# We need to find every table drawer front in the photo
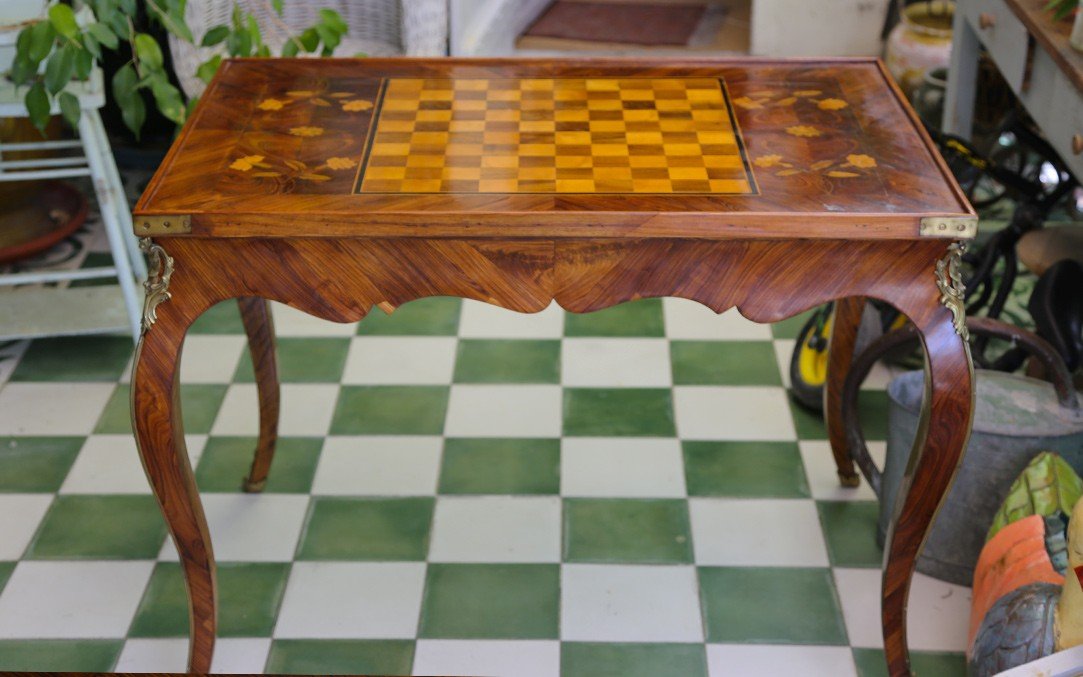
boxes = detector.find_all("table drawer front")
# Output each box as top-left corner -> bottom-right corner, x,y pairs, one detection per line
963,0 -> 1030,93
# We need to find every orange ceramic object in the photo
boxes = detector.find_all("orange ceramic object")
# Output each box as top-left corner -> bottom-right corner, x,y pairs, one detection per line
969,514 -> 1064,655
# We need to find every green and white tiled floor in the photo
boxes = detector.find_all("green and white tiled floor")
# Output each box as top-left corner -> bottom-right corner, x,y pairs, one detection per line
0,293 -> 973,675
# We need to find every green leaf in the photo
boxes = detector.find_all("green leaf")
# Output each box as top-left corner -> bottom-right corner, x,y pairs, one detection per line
48,3 -> 80,40
201,25 -> 229,46
195,54 -> 222,83
272,0 -> 284,14
73,43 -> 94,80
281,39 -> 299,57
121,91 -> 146,138
10,55 -> 38,86
58,91 -> 81,128
298,28 -> 319,52
227,26 -> 251,56
44,43 -> 76,95
25,82 -> 51,134
119,0 -> 137,15
318,9 -> 348,34
246,15 -> 261,50
112,62 -> 139,104
315,23 -> 340,51
134,33 -> 164,71
149,76 -> 185,124
987,452 -> 1083,541
82,31 -> 101,60
28,21 -> 57,63
88,22 -> 119,50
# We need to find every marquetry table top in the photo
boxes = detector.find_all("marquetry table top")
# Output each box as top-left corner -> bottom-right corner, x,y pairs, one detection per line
134,58 -> 975,240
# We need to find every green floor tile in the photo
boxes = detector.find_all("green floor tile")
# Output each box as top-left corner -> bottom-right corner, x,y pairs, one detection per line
296,497 -> 433,560
683,441 -> 809,498
266,639 -> 414,675
564,499 -> 692,564
0,437 -> 82,492
563,388 -> 675,437
95,383 -> 228,435
771,309 -> 817,340
356,297 -> 461,335
789,391 -> 891,442
454,339 -> 560,383
698,566 -> 848,645
818,501 -> 883,568
330,386 -> 449,435
0,562 -> 15,594
852,648 -> 966,677
439,438 -> 560,494
234,337 -> 350,383
196,437 -> 321,493
561,642 -> 708,677
420,563 -> 559,639
189,300 -> 245,334
11,336 -> 133,382
27,495 -> 166,559
0,640 -> 123,671
564,299 -> 664,337
670,341 -> 782,386
129,562 -> 290,637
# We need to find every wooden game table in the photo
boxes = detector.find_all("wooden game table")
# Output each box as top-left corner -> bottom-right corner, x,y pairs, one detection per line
131,57 -> 976,676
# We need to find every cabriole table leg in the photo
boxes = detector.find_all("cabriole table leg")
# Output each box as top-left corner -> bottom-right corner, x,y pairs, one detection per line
237,297 -> 280,493
826,296 -> 864,487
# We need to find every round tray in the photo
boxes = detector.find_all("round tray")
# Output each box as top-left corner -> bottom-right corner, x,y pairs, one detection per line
0,182 -> 89,265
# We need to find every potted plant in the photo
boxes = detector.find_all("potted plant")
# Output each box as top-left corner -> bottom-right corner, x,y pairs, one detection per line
6,0 -> 349,135
1046,0 -> 1083,50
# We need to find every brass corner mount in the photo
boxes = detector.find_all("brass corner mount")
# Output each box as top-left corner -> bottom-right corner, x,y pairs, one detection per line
136,214 -> 191,236
920,216 -> 977,239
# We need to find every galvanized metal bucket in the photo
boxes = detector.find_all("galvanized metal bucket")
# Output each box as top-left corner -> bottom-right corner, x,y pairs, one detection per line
845,318 -> 1083,586
881,369 -> 1083,584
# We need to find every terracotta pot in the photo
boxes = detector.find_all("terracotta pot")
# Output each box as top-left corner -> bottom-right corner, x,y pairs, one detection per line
885,1 -> 956,98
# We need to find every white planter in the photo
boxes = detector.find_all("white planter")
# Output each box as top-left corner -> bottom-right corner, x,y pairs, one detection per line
1,0 -> 46,76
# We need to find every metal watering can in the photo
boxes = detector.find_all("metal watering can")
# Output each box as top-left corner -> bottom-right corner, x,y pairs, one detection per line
844,317 -> 1083,585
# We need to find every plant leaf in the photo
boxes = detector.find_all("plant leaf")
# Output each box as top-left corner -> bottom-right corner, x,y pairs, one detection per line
134,33 -> 164,71
319,9 -> 348,34
298,28 -> 319,52
26,82 -> 51,133
201,25 -> 229,47
272,0 -> 284,15
82,31 -> 101,60
87,21 -> 118,50
195,54 -> 222,84
112,64 -> 146,137
73,43 -> 94,80
281,39 -> 299,57
58,91 -> 81,128
149,76 -> 186,124
28,21 -> 57,63
315,23 -> 340,51
48,3 -> 80,40
44,43 -> 77,95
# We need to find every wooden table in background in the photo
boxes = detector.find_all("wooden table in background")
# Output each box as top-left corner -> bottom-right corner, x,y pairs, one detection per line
131,57 -> 976,677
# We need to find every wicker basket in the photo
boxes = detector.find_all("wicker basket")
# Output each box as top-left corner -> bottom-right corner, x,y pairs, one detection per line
169,0 -> 448,99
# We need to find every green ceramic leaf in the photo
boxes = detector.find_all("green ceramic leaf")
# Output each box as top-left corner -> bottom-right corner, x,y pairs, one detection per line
987,452 -> 1083,542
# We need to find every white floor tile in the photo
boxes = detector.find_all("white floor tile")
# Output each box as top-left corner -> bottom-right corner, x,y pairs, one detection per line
800,441 -> 884,502
115,638 -> 187,672
312,436 -> 442,495
0,383 -> 114,435
60,435 -> 151,494
689,498 -> 828,567
274,562 -> 425,638
673,386 -> 796,440
706,644 -> 857,677
179,335 -> 247,384
561,564 -> 703,642
0,495 -> 54,559
413,640 -> 560,677
342,337 -> 457,384
773,339 -> 796,390
429,496 -> 561,563
273,302 -> 358,336
212,384 -> 338,436
0,561 -> 153,637
833,568 -> 972,651
664,300 -> 771,340
159,494 -> 308,562
561,438 -> 685,497
213,638 -> 274,674
561,338 -> 671,387
445,385 -> 561,438
459,300 -> 564,338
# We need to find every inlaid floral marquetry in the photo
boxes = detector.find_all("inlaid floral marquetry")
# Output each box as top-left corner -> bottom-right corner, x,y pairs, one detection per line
356,77 -> 756,195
